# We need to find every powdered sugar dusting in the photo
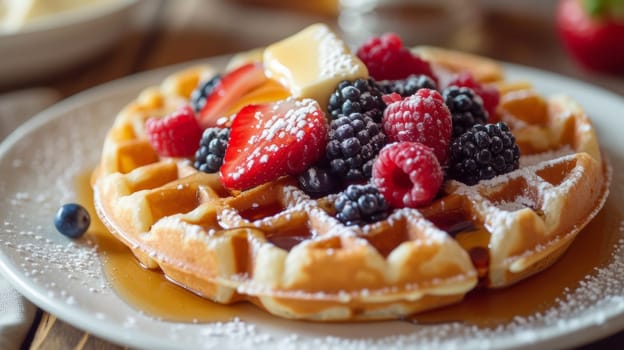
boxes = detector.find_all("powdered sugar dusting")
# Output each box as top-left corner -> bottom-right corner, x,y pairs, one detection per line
520,145 -> 575,167
315,25 -> 364,78
495,195 -> 536,212
0,223 -> 104,295
229,98 -> 322,179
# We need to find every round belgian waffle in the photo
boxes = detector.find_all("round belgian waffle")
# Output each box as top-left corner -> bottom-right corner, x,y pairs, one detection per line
92,45 -> 610,321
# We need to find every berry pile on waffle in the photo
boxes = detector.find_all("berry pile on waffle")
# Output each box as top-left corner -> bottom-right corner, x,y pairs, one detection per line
93,24 -> 610,320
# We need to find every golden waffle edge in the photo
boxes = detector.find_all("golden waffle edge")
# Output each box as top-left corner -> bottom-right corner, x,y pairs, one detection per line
92,43 -> 610,321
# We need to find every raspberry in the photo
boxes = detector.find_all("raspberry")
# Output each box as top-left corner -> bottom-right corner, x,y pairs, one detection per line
335,184 -> 389,225
443,86 -> 489,138
372,142 -> 443,208
326,112 -> 387,182
448,123 -> 520,185
356,33 -> 437,83
194,127 -> 230,173
447,72 -> 500,120
145,105 -> 203,158
382,89 -> 452,164
327,79 -> 386,122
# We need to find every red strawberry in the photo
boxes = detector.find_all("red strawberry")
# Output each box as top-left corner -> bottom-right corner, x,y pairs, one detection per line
356,33 -> 438,83
220,98 -> 328,190
556,0 -> 624,73
382,89 -> 452,164
198,62 -> 267,128
145,105 -> 203,157
447,72 -> 500,121
372,141 -> 443,208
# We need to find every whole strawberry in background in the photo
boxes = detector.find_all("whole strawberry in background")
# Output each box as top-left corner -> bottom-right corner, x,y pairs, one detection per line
557,0 -> 624,74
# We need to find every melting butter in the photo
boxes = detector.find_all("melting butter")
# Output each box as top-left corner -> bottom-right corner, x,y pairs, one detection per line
263,23 -> 369,111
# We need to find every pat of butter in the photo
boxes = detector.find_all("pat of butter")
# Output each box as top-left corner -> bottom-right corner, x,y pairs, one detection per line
263,23 -> 368,111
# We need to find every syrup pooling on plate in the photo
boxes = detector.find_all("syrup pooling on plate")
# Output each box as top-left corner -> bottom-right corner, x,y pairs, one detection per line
79,167 -> 620,326
91,23 -> 610,321
77,170 -> 259,322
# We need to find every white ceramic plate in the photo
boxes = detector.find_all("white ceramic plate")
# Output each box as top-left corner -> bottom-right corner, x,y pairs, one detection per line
0,0 -> 140,86
0,60 -> 623,350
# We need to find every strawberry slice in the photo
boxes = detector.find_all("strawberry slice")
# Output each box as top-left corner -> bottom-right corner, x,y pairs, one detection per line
220,98 -> 328,190
198,62 -> 267,128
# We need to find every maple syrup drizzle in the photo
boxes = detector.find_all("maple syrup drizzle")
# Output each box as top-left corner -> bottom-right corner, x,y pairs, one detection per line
267,230 -> 312,251
238,200 -> 312,251
426,210 -> 478,237
77,170 -> 620,326
426,210 -> 491,277
239,201 -> 285,222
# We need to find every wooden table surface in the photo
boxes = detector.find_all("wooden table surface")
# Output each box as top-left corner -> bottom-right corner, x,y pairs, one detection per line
2,0 -> 623,349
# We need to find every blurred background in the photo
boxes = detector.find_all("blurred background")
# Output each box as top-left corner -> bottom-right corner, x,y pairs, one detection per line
1,0 -> 623,97
1,0 -> 623,348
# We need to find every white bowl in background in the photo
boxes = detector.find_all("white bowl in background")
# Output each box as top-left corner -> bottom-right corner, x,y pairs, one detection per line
0,0 -> 140,86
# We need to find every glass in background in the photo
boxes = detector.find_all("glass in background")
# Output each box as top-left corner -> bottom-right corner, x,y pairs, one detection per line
338,0 -> 483,49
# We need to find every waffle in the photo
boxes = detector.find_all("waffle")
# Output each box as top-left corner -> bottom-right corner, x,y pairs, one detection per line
92,46 -> 609,321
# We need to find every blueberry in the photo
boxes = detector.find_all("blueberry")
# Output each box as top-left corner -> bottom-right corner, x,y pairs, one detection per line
54,203 -> 90,238
297,167 -> 337,198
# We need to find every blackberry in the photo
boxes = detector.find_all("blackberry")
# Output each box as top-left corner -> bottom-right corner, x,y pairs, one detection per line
377,74 -> 437,97
335,184 -> 389,225
194,127 -> 230,173
327,78 -> 386,122
298,167 -> 338,198
443,86 -> 489,138
190,75 -> 221,113
448,123 -> 520,185
326,113 -> 387,182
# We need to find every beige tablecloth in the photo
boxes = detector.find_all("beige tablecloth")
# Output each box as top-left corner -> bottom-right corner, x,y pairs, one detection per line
0,88 -> 59,349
